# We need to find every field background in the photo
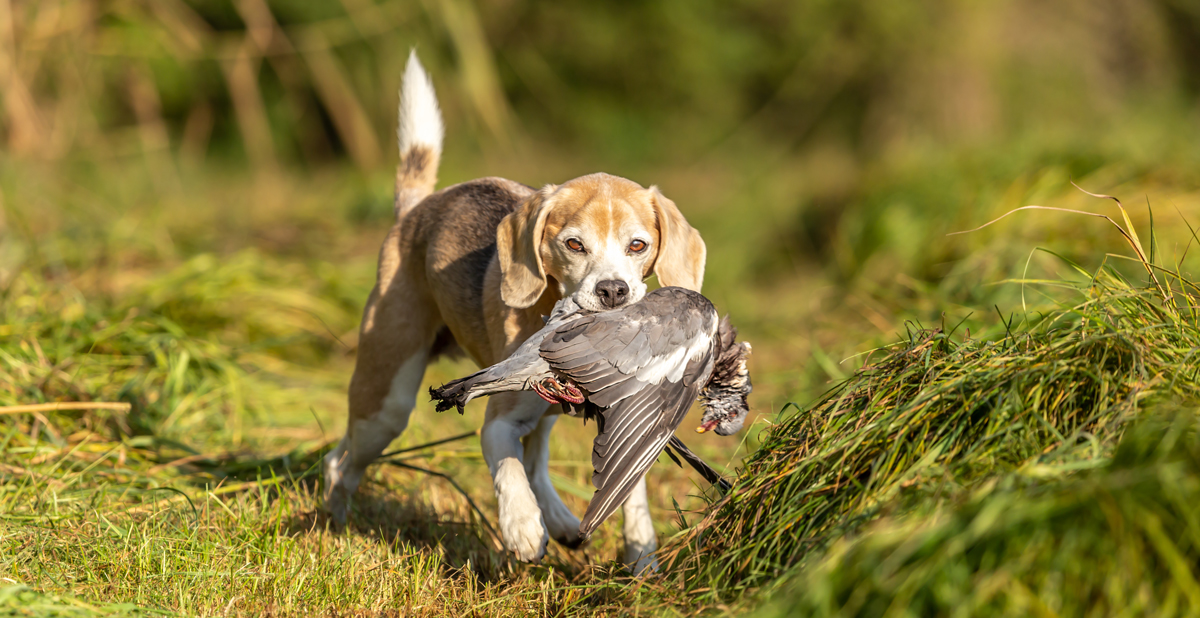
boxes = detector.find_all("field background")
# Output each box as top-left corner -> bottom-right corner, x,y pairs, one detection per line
3,0 -> 1200,615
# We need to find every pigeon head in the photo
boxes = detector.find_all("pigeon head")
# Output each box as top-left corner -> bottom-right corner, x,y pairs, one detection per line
697,316 -> 752,436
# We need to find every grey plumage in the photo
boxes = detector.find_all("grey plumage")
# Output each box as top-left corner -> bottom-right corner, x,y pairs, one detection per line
430,286 -> 751,541
429,295 -> 583,414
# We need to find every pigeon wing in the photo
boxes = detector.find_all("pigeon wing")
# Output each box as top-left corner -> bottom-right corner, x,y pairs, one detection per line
539,287 -> 716,407
576,350 -> 713,540
535,287 -> 720,540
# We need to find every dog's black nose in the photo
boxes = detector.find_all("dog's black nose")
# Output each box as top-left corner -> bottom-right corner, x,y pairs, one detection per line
594,280 -> 630,308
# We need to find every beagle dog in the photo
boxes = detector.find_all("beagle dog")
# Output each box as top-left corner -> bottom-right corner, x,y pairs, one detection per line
322,52 -> 706,573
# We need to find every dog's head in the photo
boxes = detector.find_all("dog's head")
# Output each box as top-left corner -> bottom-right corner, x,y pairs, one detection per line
497,173 -> 706,312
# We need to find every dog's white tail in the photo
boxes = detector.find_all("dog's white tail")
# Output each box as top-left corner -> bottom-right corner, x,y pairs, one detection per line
395,50 -> 444,219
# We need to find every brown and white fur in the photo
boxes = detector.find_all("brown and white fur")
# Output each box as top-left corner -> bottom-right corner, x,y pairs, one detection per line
322,52 -> 706,574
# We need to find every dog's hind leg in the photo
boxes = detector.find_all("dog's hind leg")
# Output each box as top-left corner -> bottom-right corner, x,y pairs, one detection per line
523,414 -> 583,548
324,350 -> 428,527
324,244 -> 438,527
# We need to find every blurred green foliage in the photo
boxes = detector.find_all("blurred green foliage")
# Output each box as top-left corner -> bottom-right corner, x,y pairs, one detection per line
6,0 -> 1200,289
2,0 -> 1195,166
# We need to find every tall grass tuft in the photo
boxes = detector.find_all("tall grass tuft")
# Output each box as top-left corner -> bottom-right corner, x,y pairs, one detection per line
760,406 -> 1200,616
661,199 -> 1200,603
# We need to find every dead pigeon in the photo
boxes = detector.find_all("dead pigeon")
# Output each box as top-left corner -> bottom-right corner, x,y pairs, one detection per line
429,286 -> 751,541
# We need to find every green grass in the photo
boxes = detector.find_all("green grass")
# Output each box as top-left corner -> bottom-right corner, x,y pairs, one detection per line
759,406 -> 1200,617
0,584 -> 157,617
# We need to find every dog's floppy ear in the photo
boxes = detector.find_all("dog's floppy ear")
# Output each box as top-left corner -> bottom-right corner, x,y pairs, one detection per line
648,186 -> 707,292
497,184 -> 558,308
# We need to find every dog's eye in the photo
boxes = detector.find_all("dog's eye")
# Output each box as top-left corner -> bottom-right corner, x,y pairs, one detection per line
628,239 -> 648,253
565,238 -> 585,253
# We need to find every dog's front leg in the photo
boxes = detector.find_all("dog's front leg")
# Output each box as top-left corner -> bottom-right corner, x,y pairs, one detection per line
623,475 -> 658,574
481,390 -> 551,562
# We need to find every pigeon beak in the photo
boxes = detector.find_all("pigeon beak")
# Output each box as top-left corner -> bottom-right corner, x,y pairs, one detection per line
696,419 -> 719,434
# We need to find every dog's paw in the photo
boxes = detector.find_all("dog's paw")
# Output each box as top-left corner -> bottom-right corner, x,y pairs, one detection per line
322,446 -> 351,529
324,491 -> 349,530
625,541 -> 660,576
499,506 -> 549,564
542,500 -> 584,549
628,554 -> 657,578
495,460 -> 549,562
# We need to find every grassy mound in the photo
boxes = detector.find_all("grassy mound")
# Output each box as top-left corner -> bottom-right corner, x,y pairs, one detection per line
760,406 -> 1200,617
662,247 -> 1200,602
